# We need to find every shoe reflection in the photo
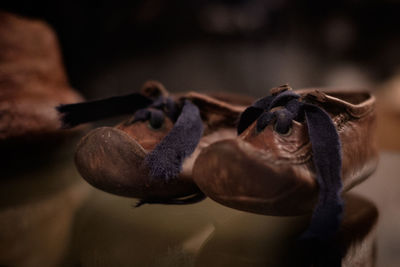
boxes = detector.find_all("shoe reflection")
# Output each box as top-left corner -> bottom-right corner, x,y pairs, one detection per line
196,194 -> 378,267
0,159 -> 89,267
62,190 -> 377,267
0,154 -> 378,267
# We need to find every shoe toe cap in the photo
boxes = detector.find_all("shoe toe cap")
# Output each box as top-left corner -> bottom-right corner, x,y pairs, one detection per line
193,139 -> 318,216
75,127 -> 198,199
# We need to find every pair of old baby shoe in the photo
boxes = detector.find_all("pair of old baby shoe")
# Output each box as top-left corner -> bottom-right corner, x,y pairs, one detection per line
0,9 -> 376,265
58,80 -> 378,243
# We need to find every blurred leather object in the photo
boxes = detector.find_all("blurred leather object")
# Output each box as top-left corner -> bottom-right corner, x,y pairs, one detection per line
0,11 -> 84,171
0,11 -> 82,142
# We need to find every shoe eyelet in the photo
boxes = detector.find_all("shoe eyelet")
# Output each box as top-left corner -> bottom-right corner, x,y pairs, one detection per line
147,120 -> 164,131
273,121 -> 293,137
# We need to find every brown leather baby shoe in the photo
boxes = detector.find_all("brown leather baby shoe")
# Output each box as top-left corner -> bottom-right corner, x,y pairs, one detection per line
193,85 -> 378,240
58,81 -> 251,204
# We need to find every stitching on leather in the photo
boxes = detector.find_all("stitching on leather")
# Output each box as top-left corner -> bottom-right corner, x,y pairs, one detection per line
333,113 -> 349,132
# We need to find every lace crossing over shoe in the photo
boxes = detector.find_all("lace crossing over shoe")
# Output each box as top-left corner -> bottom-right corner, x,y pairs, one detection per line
58,81 -> 251,205
193,85 -> 378,241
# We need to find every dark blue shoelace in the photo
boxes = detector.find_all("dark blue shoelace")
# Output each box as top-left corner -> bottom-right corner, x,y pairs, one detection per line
57,92 -> 153,128
238,88 -> 344,265
57,93 -> 204,182
134,99 -> 204,180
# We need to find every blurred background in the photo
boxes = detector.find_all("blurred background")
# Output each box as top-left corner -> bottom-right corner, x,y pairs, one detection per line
3,0 -> 400,98
3,0 -> 400,149
1,1 -> 400,266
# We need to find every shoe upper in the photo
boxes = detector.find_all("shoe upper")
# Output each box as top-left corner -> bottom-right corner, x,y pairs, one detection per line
241,88 -> 378,192
69,81 -> 251,201
193,86 -> 378,216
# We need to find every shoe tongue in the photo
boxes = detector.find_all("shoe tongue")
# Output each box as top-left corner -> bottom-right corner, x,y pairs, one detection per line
185,92 -> 246,128
302,90 -> 329,103
270,84 -> 292,96
141,80 -> 169,99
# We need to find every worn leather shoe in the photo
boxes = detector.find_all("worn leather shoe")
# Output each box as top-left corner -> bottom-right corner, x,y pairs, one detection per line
59,81 -> 251,204
193,85 -> 378,240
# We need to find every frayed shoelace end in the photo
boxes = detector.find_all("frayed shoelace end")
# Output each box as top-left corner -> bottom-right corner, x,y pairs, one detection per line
56,104 -> 77,129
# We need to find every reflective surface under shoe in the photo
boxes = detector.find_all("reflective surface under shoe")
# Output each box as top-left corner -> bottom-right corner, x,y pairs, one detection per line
2,149 -> 399,267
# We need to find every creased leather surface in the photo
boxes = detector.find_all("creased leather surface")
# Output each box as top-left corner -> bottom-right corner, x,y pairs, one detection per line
193,89 -> 379,215
75,85 -> 252,199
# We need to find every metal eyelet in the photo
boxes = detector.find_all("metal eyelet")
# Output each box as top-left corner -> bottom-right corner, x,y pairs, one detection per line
273,121 -> 293,137
147,120 -> 164,131
147,121 -> 164,131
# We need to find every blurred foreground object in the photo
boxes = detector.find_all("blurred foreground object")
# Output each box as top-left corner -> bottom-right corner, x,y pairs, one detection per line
0,11 -> 90,267
0,11 -> 84,169
0,11 -> 82,142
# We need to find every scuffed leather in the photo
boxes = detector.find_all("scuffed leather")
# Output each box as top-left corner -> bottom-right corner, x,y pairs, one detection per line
193,89 -> 378,216
75,82 -> 252,199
